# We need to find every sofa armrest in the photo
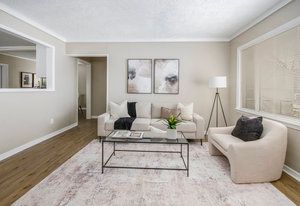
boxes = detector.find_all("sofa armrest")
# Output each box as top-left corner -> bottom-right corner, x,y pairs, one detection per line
97,113 -> 110,137
193,113 -> 205,139
227,134 -> 287,183
208,126 -> 235,137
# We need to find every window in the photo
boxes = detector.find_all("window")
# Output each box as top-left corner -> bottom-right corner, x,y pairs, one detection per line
0,26 -> 54,91
237,17 -> 300,126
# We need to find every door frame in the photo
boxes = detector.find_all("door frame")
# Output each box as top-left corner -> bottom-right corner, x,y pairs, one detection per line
71,54 -> 109,121
77,59 -> 92,119
0,63 -> 9,88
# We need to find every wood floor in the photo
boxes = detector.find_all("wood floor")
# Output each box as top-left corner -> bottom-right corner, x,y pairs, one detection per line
0,118 -> 299,206
0,118 -> 96,206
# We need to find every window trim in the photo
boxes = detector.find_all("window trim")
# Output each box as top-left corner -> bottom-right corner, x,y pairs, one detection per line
236,16 -> 300,129
0,24 -> 55,92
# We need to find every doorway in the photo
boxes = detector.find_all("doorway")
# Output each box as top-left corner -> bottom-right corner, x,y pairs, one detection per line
75,56 -> 108,122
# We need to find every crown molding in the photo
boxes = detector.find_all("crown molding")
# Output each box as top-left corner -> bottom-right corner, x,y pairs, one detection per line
66,38 -> 230,43
0,3 -> 66,42
229,0 -> 292,41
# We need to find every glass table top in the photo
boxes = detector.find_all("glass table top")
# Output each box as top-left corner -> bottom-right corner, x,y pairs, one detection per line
103,130 -> 188,144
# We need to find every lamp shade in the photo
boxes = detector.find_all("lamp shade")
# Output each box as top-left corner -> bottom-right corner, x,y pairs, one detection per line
209,76 -> 227,88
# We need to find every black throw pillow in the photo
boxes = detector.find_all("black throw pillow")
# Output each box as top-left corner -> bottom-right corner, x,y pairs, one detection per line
127,102 -> 137,118
231,116 -> 263,141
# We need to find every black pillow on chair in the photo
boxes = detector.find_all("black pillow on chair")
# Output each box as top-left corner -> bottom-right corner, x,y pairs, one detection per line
231,116 -> 263,141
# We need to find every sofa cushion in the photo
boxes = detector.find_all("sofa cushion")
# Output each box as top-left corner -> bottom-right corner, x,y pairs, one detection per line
150,119 -> 196,132
106,118 -> 151,131
136,102 -> 151,118
150,119 -> 168,130
131,118 -> 151,131
210,134 -> 244,151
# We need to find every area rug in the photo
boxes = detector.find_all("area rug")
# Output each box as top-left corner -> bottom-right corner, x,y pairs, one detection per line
13,140 -> 295,206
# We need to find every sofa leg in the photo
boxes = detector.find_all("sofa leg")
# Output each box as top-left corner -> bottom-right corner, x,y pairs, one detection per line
200,139 -> 203,146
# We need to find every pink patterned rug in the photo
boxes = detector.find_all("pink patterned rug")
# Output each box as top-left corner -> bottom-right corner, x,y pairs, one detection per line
13,140 -> 295,206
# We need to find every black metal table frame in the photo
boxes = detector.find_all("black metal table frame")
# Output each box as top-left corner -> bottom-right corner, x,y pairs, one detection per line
101,137 -> 189,177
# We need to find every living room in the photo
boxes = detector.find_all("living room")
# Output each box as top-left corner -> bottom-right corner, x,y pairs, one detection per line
0,0 -> 299,205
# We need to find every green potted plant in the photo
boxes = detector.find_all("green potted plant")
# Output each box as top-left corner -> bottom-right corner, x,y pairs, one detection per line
162,114 -> 182,139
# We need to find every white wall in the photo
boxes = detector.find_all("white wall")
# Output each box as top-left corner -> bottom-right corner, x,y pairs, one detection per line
229,0 -> 300,172
66,42 -> 230,127
91,57 -> 107,116
0,10 -> 77,154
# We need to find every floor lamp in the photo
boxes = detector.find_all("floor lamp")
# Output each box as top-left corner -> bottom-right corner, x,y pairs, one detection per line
205,76 -> 228,136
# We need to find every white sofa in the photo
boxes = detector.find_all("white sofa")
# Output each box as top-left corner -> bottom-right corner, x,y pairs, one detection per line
208,118 -> 287,183
98,102 -> 205,142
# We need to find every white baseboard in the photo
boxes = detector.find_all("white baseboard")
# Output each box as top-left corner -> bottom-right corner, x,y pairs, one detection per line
0,122 -> 78,162
91,116 -> 98,119
283,164 -> 300,182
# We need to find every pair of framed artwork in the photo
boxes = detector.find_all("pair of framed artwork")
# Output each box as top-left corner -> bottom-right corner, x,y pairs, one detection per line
127,59 -> 179,94
21,72 -> 46,88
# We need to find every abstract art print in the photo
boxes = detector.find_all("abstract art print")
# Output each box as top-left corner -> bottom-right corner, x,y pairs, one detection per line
127,59 -> 152,93
154,59 -> 179,94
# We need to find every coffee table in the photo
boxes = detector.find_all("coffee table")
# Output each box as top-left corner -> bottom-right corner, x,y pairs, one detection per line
100,131 -> 189,176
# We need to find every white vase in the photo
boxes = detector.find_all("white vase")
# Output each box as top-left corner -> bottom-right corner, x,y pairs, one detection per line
166,129 -> 177,139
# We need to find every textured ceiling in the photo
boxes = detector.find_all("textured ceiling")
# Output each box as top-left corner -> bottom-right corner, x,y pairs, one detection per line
0,0 -> 288,42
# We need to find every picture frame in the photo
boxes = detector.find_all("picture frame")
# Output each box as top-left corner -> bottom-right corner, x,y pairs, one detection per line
127,59 -> 152,94
33,73 -> 39,88
154,59 -> 179,94
41,77 -> 47,89
20,72 -> 33,88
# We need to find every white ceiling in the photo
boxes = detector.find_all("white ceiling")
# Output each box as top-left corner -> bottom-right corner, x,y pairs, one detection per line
0,0 -> 291,42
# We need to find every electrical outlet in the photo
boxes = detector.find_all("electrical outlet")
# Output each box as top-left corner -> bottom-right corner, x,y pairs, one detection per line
50,118 -> 54,124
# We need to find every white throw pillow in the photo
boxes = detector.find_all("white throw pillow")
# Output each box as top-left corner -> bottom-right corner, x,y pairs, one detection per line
177,103 -> 193,121
136,102 -> 151,118
109,100 -> 129,119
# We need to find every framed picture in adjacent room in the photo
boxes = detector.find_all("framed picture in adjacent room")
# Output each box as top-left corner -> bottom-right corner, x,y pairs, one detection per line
20,72 -> 33,88
41,77 -> 47,89
33,73 -> 40,88
127,59 -> 152,94
154,59 -> 179,94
